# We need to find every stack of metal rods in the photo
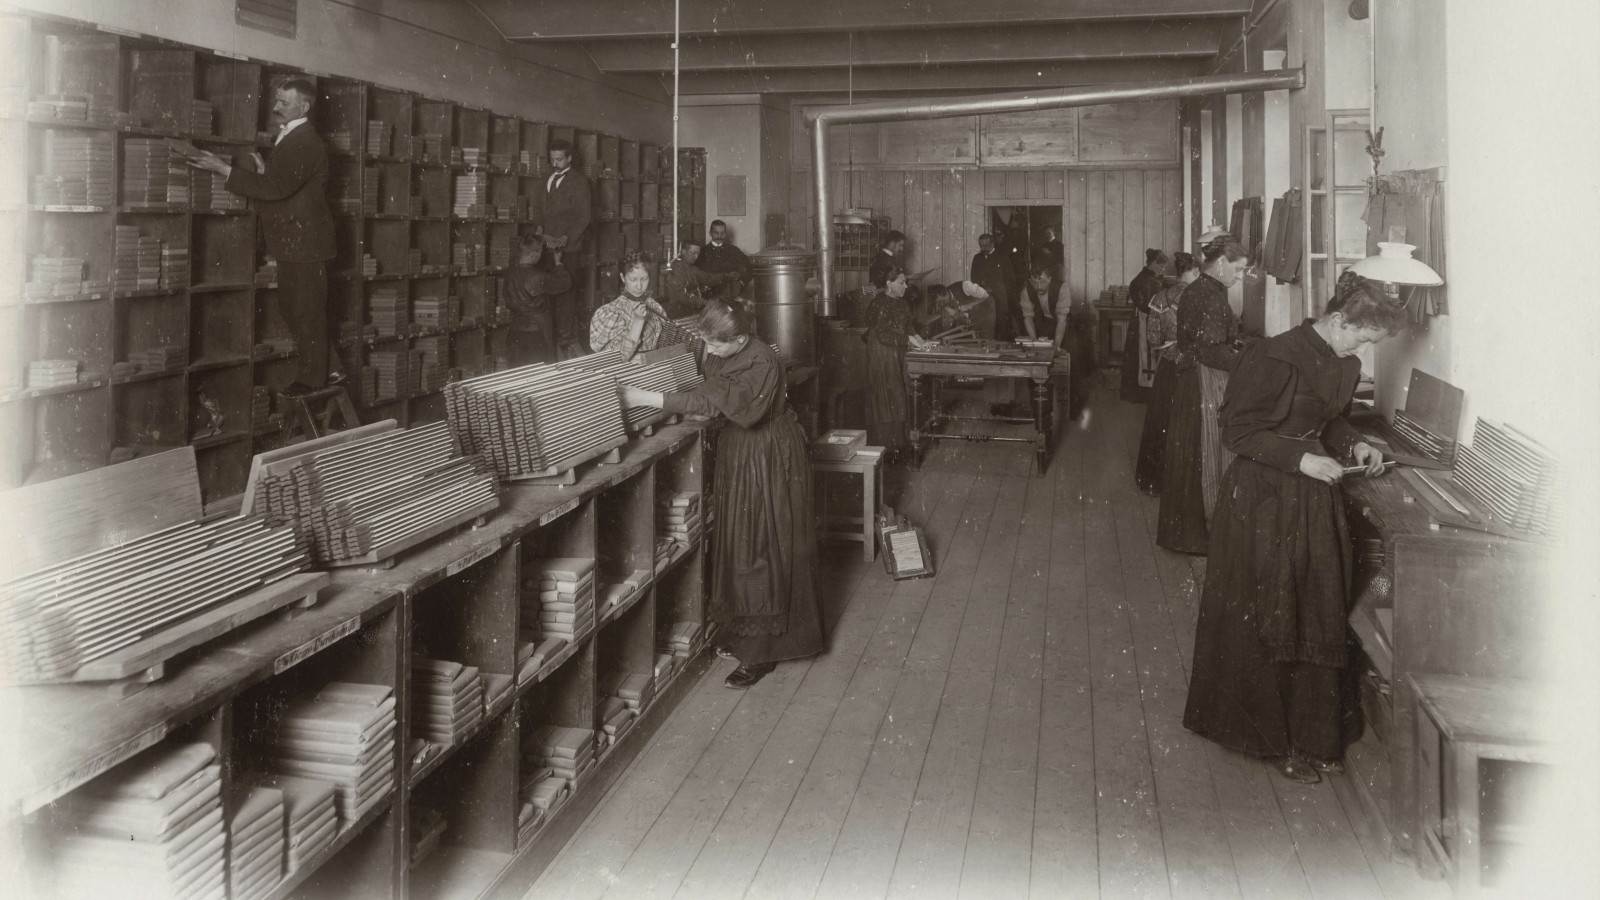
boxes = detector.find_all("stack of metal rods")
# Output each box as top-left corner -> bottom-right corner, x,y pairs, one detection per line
253,422 -> 499,564
0,516 -> 308,681
558,347 -> 703,431
1453,418 -> 1564,536
444,363 -> 628,479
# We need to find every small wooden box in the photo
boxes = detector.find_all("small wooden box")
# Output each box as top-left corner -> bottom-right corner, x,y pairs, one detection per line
812,428 -> 866,461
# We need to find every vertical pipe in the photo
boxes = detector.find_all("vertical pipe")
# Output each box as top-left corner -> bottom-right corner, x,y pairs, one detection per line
671,0 -> 680,259
812,118 -> 834,316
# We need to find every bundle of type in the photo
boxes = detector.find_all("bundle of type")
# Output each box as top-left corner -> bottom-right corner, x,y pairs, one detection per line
257,682 -> 396,829
250,421 -> 499,565
409,805 -> 447,869
525,724 -> 596,791
443,363 -> 628,480
1392,408 -> 1457,466
559,347 -> 702,432
597,569 -> 651,619
520,558 -> 596,650
517,764 -> 570,844
597,671 -> 654,751
1452,418 -> 1565,536
225,786 -> 284,900
654,491 -> 702,571
0,514 -> 309,682
410,657 -> 484,745
656,620 -> 707,685
47,742 -> 226,900
248,774 -> 337,874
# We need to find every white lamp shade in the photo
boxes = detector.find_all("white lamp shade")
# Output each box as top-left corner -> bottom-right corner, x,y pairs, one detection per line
1349,242 -> 1443,286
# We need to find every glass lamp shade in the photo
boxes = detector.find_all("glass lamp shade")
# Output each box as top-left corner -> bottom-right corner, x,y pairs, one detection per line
1349,242 -> 1443,286
1198,225 -> 1232,244
832,208 -> 871,226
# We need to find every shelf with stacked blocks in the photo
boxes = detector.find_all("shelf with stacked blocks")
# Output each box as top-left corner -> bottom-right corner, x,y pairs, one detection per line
2,8 -> 683,505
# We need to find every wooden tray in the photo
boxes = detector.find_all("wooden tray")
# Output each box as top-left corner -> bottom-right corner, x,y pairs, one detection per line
507,435 -> 628,486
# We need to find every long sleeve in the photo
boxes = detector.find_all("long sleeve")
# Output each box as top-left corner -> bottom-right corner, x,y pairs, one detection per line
1322,406 -> 1366,459
1180,280 -> 1245,372
969,254 -> 980,283
1220,350 -> 1314,474
661,347 -> 781,428
864,297 -> 910,349
589,297 -> 664,357
224,140 -> 320,203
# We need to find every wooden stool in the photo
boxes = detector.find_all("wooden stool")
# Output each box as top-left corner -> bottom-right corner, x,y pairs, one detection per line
811,448 -> 883,562
1409,674 -> 1555,896
285,385 -> 360,441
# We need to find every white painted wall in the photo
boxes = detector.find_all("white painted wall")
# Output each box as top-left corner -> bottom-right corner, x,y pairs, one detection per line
678,98 -> 764,252
11,0 -> 671,139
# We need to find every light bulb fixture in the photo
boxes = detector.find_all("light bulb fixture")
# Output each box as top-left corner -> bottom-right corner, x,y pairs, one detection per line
1349,242 -> 1443,286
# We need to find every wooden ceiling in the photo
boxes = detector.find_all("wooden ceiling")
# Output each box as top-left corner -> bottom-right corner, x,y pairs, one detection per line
469,0 -> 1253,97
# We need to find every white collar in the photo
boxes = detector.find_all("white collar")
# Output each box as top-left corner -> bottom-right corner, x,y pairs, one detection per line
709,241 -> 724,248
275,117 -> 308,144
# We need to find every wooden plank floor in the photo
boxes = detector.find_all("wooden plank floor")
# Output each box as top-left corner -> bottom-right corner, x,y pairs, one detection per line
526,382 -> 1450,900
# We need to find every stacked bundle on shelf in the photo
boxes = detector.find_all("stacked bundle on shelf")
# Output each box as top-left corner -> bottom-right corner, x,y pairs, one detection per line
452,172 -> 487,218
225,786 -> 284,900
365,120 -> 392,157
1392,409 -> 1457,466
250,775 -> 337,873
457,146 -> 485,167
451,240 -> 485,272
489,151 -> 513,172
357,366 -> 380,405
1453,418 -> 1565,536
526,724 -> 596,789
420,133 -> 444,164
517,763 -> 570,844
443,363 -> 628,479
248,421 -> 499,564
655,491 -> 702,570
260,682 -> 396,828
329,170 -> 361,216
411,657 -> 485,745
415,335 -> 448,393
369,350 -> 404,400
161,244 -> 190,290
25,255 -> 90,300
250,386 -> 272,426
27,93 -> 87,121
413,293 -> 452,329
114,226 -> 162,292
325,130 -> 354,153
163,154 -> 190,206
0,513 -> 308,681
597,696 -> 635,750
369,286 -> 404,337
254,258 -> 278,287
360,253 -> 378,277
361,166 -> 380,216
659,620 -> 705,668
35,131 -> 113,206
520,557 -> 595,646
48,742 -> 225,900
405,248 -> 422,274
129,345 -> 186,373
188,99 -> 213,135
488,227 -> 512,268
409,805 -> 447,869
596,569 -> 650,619
208,171 -> 246,210
187,165 -> 213,211
407,348 -> 424,396
611,671 -> 655,714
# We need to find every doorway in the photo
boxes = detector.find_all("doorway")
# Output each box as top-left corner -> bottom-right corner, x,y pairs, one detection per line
985,205 -> 1065,285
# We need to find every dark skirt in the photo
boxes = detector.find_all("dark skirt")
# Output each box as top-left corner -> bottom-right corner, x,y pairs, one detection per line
1181,456 -> 1363,760
864,339 -> 908,449
1135,356 -> 1177,494
1120,311 -> 1148,403
1064,308 -> 1097,419
1156,365 -> 1208,553
710,410 -> 825,666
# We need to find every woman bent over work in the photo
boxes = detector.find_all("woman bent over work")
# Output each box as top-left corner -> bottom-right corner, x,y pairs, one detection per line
1182,272 -> 1406,783
621,301 -> 823,689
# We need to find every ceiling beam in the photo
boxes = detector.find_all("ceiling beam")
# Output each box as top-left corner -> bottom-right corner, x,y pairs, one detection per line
584,22 -> 1223,73
471,0 -> 1254,41
667,58 -> 1206,95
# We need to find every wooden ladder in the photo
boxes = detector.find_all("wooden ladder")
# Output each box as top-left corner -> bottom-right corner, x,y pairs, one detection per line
285,385 -> 361,441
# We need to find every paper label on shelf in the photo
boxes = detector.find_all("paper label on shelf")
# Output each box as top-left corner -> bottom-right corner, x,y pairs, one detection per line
28,721 -> 169,813
539,497 -> 580,526
274,616 -> 361,674
446,541 -> 497,577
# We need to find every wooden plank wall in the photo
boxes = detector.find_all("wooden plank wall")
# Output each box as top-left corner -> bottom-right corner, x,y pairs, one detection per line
790,166 -> 1183,303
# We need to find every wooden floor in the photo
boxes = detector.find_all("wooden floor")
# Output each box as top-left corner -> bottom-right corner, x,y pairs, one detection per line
525,383 -> 1449,899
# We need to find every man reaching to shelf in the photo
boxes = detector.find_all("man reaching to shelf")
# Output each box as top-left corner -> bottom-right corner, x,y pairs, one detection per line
190,79 -> 339,397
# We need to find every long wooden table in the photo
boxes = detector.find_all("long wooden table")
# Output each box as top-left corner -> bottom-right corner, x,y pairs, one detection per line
904,345 -> 1066,475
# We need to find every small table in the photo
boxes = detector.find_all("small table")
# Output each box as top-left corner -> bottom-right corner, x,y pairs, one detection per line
904,345 -> 1064,475
1409,674 -> 1556,896
812,449 -> 883,562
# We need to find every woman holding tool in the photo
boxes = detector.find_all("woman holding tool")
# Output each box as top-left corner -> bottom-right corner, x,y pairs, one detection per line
621,301 -> 822,689
862,265 -> 935,458
1182,271 -> 1406,783
589,253 -> 668,359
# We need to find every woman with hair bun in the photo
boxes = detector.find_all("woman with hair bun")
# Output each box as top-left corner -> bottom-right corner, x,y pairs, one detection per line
1182,271 -> 1407,783
862,264 -> 934,459
589,252 -> 667,359
1157,236 -> 1254,553
1134,251 -> 1198,493
620,300 -> 823,689
1122,247 -> 1170,402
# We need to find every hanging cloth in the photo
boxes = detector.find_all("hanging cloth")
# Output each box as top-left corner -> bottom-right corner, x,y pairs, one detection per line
1364,170 -> 1448,320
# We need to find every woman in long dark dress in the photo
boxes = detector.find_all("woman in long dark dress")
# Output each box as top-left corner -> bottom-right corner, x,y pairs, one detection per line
620,301 -> 823,688
1121,248 -> 1170,402
1182,272 -> 1406,782
1134,251 -> 1198,494
1156,237 -> 1253,554
862,265 -> 934,456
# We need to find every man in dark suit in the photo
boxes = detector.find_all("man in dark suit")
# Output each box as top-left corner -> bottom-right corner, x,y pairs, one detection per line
869,229 -> 906,287
698,219 -> 751,301
192,79 -> 337,396
969,232 -> 1013,341
533,138 -> 592,358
